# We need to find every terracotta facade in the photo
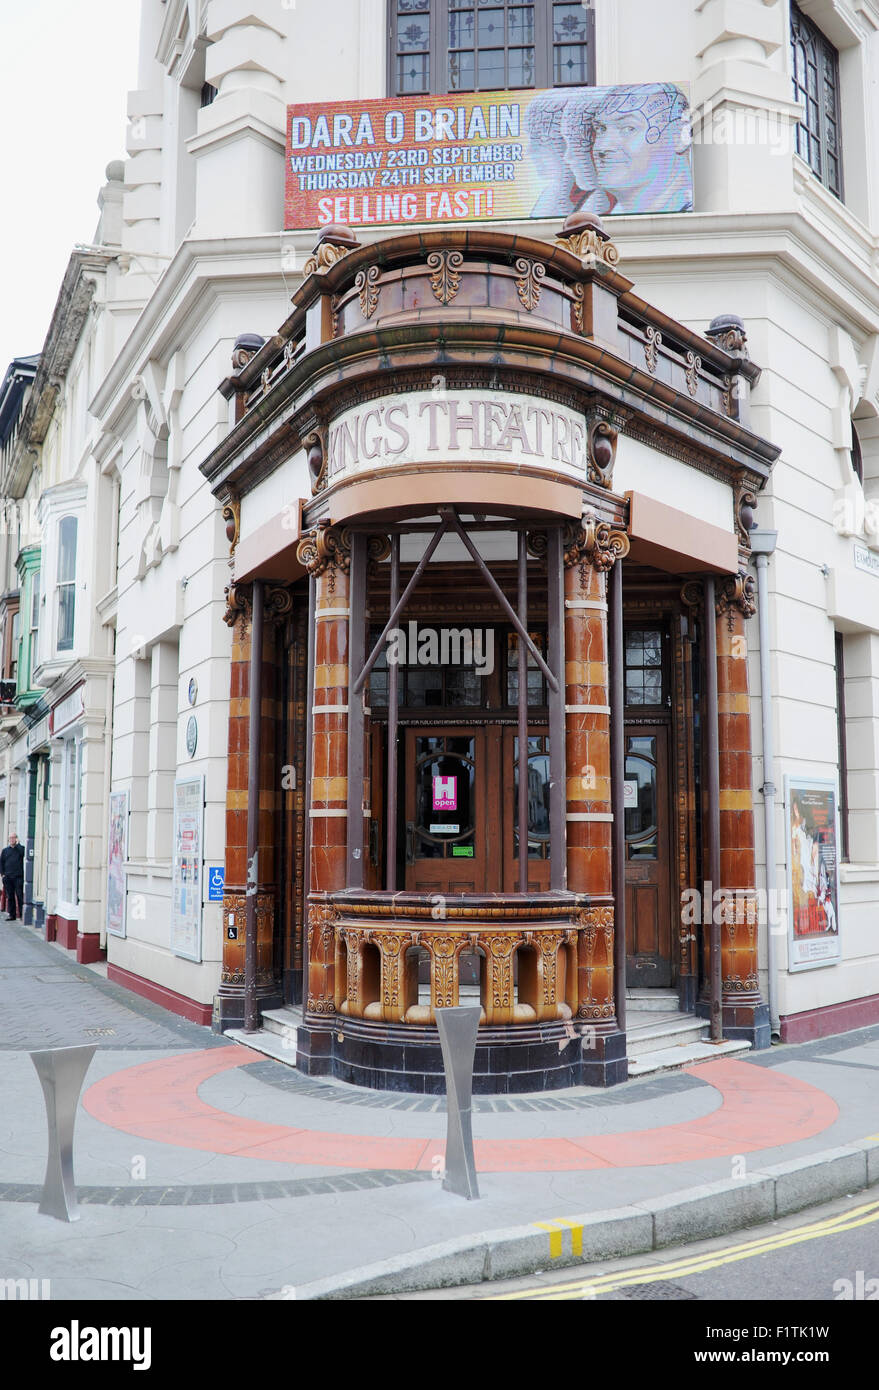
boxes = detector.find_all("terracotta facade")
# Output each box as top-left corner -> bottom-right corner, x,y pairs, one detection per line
203,215 -> 779,1091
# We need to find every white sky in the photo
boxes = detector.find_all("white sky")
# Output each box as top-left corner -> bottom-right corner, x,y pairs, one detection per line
0,0 -> 141,373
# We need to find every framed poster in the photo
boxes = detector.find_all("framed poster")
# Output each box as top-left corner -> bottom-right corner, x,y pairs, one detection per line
171,775 -> 204,962
106,789 -> 129,938
785,776 -> 841,972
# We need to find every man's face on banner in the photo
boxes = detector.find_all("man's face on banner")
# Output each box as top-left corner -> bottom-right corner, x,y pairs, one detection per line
591,109 -> 659,191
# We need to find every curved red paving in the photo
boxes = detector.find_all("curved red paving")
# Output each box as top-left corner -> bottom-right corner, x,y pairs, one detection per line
82,1045 -> 838,1173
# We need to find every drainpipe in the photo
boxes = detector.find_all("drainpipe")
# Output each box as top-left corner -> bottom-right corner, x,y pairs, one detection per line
750,529 -> 780,1038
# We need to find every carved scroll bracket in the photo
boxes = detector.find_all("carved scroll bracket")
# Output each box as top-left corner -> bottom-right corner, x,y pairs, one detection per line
565,512 -> 630,571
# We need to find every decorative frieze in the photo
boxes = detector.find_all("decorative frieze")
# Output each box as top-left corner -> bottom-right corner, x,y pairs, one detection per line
427,249 -> 463,305
514,257 -> 546,312
355,264 -> 381,319
644,324 -> 662,374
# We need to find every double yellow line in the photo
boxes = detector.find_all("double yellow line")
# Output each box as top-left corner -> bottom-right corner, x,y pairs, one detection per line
488,1193 -> 879,1300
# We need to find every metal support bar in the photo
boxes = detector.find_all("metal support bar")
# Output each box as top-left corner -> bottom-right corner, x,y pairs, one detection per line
244,579 -> 263,1034
609,558 -> 626,1033
347,533 -> 368,888
752,534 -> 780,1035
386,534 -> 400,891
704,576 -> 723,1044
353,517 -> 450,694
444,509 -> 559,692
517,532 -> 529,895
547,526 -> 567,892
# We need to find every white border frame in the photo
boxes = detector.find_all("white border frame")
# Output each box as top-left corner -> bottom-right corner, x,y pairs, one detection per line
171,774 -> 205,962
785,774 -> 842,973
106,788 -> 129,938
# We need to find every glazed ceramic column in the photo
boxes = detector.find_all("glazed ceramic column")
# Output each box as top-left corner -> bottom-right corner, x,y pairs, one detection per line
563,515 -> 629,1026
715,572 -> 770,1047
215,581 -> 286,1028
296,524 -> 352,1015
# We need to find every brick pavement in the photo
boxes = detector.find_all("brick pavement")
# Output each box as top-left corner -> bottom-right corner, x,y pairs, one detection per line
0,918 -> 218,1051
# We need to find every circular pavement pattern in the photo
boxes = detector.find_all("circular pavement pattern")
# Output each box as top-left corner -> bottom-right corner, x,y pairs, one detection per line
82,1046 -> 839,1174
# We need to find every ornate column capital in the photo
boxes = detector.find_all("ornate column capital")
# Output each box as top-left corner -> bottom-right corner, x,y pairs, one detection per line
265,584 -> 294,626
296,521 -> 352,576
302,224 -> 360,279
716,571 -> 756,621
223,581 -> 252,628
564,513 -> 630,570
555,210 -> 621,269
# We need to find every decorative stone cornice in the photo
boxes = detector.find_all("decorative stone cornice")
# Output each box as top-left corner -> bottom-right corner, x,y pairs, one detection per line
564,513 -> 630,570
295,522 -> 351,576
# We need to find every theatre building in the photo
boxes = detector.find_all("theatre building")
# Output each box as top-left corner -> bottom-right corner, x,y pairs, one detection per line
201,214 -> 779,1089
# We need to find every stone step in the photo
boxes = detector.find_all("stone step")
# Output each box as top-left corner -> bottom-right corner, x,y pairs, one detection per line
626,1014 -> 707,1050
261,1005 -> 303,1039
625,989 -> 680,1013
224,1026 -> 298,1067
626,1037 -> 752,1078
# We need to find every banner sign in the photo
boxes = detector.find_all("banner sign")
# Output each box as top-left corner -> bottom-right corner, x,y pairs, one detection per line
286,82 -> 692,230
171,776 -> 204,962
106,789 -> 129,939
785,776 -> 841,971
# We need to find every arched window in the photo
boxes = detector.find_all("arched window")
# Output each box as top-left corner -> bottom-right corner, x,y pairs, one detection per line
57,515 -> 77,652
851,423 -> 864,486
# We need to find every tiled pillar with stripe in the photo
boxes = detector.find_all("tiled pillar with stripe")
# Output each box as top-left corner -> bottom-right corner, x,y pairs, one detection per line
715,572 -> 767,1040
296,524 -> 351,1015
215,582 -> 285,1026
563,515 -> 629,1024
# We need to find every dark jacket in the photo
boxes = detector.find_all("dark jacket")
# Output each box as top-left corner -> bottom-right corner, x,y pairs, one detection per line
0,843 -> 24,879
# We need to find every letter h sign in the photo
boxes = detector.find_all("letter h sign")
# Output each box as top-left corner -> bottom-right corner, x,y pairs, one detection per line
433,775 -> 457,810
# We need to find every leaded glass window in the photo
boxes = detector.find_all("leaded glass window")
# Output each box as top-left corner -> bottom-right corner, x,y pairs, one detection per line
390,0 -> 594,97
790,2 -> 842,199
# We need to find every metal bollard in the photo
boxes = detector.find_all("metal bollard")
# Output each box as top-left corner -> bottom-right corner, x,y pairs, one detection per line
29,1044 -> 97,1221
434,1005 -> 480,1201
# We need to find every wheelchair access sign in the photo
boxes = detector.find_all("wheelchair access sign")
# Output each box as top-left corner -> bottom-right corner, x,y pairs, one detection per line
208,867 -> 225,902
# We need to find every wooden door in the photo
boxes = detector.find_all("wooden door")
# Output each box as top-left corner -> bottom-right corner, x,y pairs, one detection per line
502,727 -> 551,893
624,725 -> 673,986
404,728 -> 495,894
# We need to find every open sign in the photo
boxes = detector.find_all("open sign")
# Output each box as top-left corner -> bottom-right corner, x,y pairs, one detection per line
432,775 -> 457,810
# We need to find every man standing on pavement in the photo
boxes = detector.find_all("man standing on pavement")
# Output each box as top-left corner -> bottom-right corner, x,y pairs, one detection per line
1,833 -> 25,921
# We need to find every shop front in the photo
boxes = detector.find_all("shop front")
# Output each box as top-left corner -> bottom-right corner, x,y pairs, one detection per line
201,213 -> 779,1091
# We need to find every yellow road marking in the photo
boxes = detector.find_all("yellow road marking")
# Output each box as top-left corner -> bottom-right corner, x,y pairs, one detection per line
508,1195 -> 879,1301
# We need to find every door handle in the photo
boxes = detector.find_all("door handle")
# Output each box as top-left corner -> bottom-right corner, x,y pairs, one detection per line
405,821 -> 416,865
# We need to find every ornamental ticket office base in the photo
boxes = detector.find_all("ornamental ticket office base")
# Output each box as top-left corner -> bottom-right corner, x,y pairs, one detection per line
201,214 -> 778,1092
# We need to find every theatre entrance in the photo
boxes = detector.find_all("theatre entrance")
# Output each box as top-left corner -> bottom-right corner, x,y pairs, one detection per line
400,725 -> 552,897
623,622 -> 677,989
